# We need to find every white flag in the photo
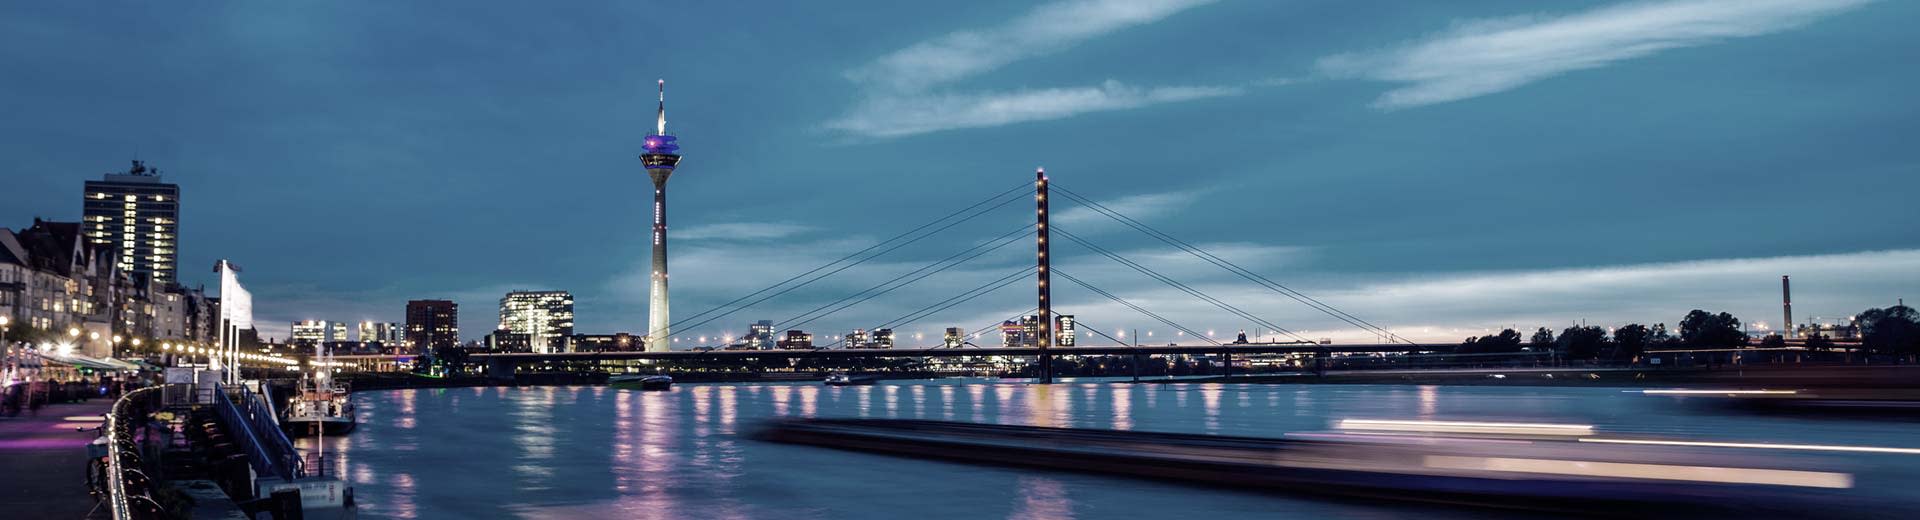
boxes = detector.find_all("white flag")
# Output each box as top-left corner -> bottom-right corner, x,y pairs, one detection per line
219,262 -> 253,330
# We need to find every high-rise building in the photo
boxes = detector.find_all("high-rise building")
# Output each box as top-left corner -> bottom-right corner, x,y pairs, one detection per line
745,320 -> 775,350
497,290 -> 574,353
358,321 -> 401,344
483,330 -> 532,352
944,327 -> 965,348
1001,318 -> 1034,348
1055,315 -> 1075,347
844,329 -> 870,349
572,332 -> 641,352
1002,314 -> 1075,348
82,160 -> 180,285
777,330 -> 813,350
871,328 -> 896,349
405,299 -> 458,353
291,319 -> 350,345
641,79 -> 684,352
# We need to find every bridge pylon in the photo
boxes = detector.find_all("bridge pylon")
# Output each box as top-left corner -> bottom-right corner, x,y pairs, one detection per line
1037,168 -> 1053,384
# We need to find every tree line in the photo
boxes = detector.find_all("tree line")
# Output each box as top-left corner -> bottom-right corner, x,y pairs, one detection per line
1458,305 -> 1920,361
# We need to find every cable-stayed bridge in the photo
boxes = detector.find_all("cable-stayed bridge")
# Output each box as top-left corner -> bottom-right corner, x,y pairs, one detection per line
480,170 -> 1416,383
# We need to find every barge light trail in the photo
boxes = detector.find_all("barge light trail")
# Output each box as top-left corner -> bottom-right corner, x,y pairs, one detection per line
1422,456 -> 1853,489
1579,438 -> 1920,455
1336,419 -> 1594,436
1639,389 -> 1800,395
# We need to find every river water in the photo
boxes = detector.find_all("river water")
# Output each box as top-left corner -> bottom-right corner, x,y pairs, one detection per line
294,379 -> 1920,519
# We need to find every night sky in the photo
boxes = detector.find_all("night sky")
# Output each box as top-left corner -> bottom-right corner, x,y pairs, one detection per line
3,0 -> 1915,345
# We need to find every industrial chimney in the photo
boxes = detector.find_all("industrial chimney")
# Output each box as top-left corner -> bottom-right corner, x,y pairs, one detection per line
1782,275 -> 1793,339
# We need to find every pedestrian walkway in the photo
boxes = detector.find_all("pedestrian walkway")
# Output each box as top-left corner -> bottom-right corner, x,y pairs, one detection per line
0,400 -> 115,519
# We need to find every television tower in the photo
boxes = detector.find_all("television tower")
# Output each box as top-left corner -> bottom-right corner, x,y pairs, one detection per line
641,79 -> 682,352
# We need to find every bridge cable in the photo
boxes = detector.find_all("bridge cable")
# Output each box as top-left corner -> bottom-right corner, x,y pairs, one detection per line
1053,184 -> 1406,343
1062,318 -> 1130,348
1051,184 -> 1411,344
775,223 -> 1033,334
959,308 -> 1037,348
1054,227 -> 1312,343
661,182 -> 1033,340
1054,268 -> 1220,346
871,266 -> 1037,339
812,264 -> 1036,349
653,180 -> 1031,338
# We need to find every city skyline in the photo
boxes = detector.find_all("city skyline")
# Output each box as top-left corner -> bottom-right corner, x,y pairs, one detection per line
3,1 -> 1918,345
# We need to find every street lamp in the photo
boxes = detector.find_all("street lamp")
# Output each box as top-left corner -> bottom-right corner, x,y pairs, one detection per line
0,315 -> 9,347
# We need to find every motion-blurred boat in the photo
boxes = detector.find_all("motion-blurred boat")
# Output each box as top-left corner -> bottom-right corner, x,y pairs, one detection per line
757,418 -> 1859,515
1644,388 -> 1920,416
824,373 -> 878,386
610,374 -> 673,391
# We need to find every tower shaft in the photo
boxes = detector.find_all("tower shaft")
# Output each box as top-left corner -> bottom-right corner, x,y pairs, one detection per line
1036,168 -> 1052,384
1782,275 -> 1793,339
648,173 -> 672,351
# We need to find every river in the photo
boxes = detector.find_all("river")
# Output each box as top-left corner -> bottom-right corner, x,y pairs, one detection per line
294,379 -> 1920,519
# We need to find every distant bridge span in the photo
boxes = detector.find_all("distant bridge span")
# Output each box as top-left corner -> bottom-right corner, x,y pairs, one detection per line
465,343 -> 1456,363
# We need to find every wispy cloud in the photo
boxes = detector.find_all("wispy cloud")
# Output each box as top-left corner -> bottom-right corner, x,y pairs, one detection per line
1318,0 -> 1874,109
1055,188 -> 1205,229
849,0 -> 1219,91
829,80 -> 1239,138
833,0 -> 1230,138
674,222 -> 815,241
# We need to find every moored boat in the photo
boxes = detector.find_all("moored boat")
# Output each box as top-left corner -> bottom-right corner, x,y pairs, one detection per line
283,347 -> 357,437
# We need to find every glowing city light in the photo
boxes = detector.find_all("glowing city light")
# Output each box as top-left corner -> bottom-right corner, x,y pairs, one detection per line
1639,389 -> 1799,396
1336,419 -> 1594,436
1579,438 -> 1920,455
1422,456 -> 1851,489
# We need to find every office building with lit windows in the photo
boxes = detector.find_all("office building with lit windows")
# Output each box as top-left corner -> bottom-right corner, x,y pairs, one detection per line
359,321 -> 401,344
291,319 -> 350,346
82,160 -> 180,285
498,290 -> 574,353
776,330 -> 813,349
405,299 -> 458,353
1002,314 -> 1075,348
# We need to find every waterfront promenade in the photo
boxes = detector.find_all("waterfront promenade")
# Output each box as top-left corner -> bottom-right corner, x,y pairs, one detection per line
0,399 -> 113,519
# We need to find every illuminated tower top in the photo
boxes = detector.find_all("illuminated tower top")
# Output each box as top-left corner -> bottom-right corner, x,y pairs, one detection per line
641,79 -> 681,174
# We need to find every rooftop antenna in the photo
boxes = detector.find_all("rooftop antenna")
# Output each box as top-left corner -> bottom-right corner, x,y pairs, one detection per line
656,79 -> 667,136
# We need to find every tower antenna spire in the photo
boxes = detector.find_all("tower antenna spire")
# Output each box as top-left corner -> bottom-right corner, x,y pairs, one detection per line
656,79 -> 667,135
639,77 -> 683,353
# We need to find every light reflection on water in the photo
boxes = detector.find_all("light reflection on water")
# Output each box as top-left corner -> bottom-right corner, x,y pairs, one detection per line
297,379 -> 1920,519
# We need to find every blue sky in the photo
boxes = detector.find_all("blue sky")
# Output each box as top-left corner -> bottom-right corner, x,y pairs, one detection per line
3,0 -> 1916,345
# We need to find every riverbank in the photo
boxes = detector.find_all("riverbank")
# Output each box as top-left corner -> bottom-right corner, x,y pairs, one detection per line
1183,364 -> 1920,388
336,370 -> 957,391
321,364 -> 1920,394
